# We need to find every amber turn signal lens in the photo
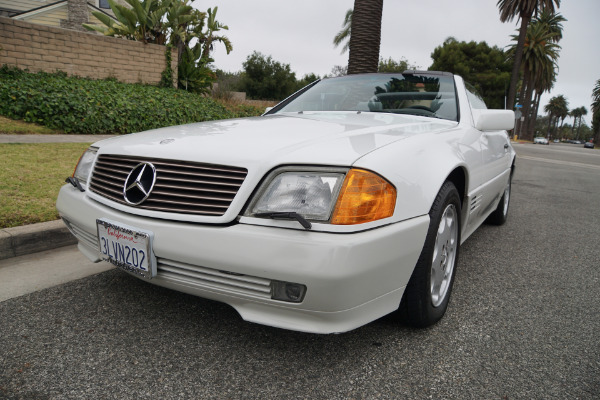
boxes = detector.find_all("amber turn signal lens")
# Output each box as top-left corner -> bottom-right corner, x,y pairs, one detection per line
331,169 -> 396,225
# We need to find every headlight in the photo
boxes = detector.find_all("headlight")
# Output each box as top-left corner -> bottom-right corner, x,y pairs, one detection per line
246,167 -> 396,225
247,167 -> 347,221
73,147 -> 98,186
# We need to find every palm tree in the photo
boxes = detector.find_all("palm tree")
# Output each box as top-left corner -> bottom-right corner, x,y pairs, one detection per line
572,106 -> 588,139
200,7 -> 232,60
592,79 -> 600,142
592,79 -> 600,115
347,0 -> 383,74
497,0 -> 560,110
84,0 -> 171,44
544,95 -> 568,138
165,0 -> 199,62
333,9 -> 352,54
507,17 -> 561,140
569,107 -> 583,138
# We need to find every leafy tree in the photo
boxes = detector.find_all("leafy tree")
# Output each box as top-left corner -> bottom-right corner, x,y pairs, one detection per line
240,52 -> 298,100
429,38 -> 511,109
296,73 -> 320,90
497,0 -> 561,110
329,65 -> 348,77
333,9 -> 352,54
348,0 -> 383,74
378,57 -> 420,73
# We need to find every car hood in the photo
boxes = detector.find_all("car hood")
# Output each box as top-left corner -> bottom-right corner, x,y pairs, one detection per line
94,112 -> 456,169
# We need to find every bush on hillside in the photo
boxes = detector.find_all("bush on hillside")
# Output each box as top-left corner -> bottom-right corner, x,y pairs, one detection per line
0,66 -> 262,134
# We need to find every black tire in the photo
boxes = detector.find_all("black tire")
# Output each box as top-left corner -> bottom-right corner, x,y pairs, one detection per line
485,173 -> 512,226
399,181 -> 461,328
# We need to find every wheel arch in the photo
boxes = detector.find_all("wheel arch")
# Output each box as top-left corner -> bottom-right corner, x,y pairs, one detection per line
445,167 -> 468,212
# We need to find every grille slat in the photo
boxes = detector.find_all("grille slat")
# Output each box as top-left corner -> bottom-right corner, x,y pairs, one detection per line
157,175 -> 244,188
151,190 -> 235,202
93,166 -> 130,178
90,155 -> 247,216
159,167 -> 246,182
155,183 -> 238,195
92,176 -> 126,192
145,197 -> 230,209
158,258 -> 272,298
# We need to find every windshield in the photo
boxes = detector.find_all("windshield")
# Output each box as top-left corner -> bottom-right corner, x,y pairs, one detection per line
274,73 -> 458,121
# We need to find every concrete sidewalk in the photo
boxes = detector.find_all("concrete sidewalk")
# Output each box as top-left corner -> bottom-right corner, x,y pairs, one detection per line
0,244 -> 113,302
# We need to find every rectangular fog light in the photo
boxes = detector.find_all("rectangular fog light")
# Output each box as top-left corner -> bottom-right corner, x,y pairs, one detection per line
271,281 -> 307,303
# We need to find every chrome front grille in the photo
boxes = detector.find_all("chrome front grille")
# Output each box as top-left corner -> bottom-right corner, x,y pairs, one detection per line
89,155 -> 247,216
157,258 -> 272,299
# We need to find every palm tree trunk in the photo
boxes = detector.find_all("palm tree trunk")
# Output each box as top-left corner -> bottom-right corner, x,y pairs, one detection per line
547,114 -> 554,137
528,91 -> 542,139
347,0 -> 383,74
506,14 -> 532,110
523,83 -> 535,140
516,73 -> 528,138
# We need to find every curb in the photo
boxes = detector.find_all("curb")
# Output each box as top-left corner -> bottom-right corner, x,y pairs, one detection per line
0,220 -> 77,260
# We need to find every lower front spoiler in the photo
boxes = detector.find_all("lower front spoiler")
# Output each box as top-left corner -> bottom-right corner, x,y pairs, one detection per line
58,184 -> 429,333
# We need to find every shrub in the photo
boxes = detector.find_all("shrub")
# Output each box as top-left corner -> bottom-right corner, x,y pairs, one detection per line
0,66 -> 262,134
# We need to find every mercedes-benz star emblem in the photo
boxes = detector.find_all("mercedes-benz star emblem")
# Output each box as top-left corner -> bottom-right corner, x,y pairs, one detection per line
123,162 -> 157,205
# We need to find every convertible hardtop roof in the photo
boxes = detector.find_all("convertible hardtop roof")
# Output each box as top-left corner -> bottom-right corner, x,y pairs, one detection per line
401,70 -> 454,77
321,71 -> 455,80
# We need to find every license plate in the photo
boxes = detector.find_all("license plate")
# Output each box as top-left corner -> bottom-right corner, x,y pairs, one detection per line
97,219 -> 156,279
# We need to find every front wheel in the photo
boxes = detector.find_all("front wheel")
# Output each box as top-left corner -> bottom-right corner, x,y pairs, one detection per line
399,181 -> 461,328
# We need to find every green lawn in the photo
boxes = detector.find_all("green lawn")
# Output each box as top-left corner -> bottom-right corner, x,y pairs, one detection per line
0,115 -> 63,134
0,142 -> 91,228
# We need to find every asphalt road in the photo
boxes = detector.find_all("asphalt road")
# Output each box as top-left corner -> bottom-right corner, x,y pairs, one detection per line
1,143 -> 599,399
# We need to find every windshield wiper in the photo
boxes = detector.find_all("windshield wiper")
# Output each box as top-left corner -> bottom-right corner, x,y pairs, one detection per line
254,212 -> 312,230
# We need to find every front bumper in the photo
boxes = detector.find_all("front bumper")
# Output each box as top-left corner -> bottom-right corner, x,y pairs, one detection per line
57,184 -> 429,333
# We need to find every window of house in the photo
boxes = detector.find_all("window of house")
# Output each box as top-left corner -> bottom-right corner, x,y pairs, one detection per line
99,0 -> 110,9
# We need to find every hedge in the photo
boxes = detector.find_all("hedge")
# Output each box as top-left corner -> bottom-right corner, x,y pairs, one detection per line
0,66 -> 262,134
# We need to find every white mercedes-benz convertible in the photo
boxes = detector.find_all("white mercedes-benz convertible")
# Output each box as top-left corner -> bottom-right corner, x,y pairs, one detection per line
57,71 -> 515,333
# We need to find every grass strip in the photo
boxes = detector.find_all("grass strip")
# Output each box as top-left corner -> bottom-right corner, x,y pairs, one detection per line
0,143 -> 91,228
0,115 -> 63,135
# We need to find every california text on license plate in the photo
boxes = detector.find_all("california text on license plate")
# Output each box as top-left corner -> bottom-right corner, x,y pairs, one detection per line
96,219 -> 156,279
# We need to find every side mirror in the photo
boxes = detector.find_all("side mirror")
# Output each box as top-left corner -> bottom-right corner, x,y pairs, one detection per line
473,110 -> 515,131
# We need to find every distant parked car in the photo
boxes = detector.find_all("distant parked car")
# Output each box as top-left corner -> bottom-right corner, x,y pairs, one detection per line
584,142 -> 594,149
534,137 -> 549,145
553,139 -> 560,143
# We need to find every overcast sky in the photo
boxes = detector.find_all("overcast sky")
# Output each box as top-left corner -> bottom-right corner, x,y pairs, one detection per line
207,0 -> 599,125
